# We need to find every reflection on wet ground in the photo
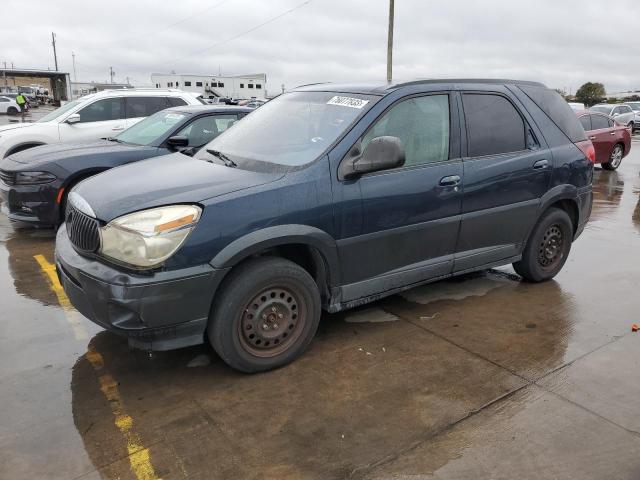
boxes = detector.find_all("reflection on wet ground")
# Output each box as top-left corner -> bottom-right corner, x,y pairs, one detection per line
1,144 -> 640,479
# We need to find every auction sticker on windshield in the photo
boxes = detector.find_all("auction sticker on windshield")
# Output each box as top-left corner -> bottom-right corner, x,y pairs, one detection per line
327,96 -> 369,109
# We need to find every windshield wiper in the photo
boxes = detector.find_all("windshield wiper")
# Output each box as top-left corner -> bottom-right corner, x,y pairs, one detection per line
206,149 -> 237,168
103,136 -> 124,143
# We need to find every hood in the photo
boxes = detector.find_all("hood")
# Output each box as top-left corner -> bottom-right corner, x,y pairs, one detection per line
7,140 -> 154,166
73,153 -> 284,222
0,122 -> 39,134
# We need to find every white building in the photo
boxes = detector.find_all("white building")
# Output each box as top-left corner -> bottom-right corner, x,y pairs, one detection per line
150,73 -> 267,100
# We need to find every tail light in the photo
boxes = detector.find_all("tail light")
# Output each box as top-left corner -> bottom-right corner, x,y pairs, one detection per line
575,140 -> 596,164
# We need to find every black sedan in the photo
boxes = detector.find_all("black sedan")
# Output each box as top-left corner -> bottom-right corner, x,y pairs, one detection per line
0,105 -> 251,227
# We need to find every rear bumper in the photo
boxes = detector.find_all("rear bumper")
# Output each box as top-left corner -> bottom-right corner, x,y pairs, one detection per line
55,225 -> 229,350
575,186 -> 593,239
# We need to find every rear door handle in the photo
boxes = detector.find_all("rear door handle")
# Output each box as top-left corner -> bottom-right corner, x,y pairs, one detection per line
589,136 -> 597,140
439,175 -> 461,186
112,126 -> 125,131
610,132 -> 616,136
533,159 -> 549,170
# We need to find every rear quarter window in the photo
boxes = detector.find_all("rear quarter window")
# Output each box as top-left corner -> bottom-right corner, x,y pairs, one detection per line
519,85 -> 587,142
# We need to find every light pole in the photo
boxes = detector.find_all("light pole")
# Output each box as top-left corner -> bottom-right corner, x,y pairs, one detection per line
387,0 -> 394,83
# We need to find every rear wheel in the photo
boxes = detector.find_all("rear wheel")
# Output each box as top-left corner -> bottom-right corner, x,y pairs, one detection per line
7,107 -> 18,116
602,143 -> 624,170
208,256 -> 321,373
513,208 -> 573,282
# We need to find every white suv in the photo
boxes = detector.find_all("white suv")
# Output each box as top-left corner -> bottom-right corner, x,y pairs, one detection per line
0,89 -> 204,158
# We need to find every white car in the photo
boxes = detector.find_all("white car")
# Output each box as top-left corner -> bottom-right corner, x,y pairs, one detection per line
589,104 -> 635,128
0,96 -> 20,116
0,89 -> 204,158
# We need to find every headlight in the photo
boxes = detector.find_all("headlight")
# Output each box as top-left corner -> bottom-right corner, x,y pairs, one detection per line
15,171 -> 56,184
99,205 -> 202,268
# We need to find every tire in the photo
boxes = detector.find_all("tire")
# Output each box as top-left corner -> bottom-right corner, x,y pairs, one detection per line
602,143 -> 624,171
208,256 -> 321,373
7,107 -> 18,116
513,208 -> 573,282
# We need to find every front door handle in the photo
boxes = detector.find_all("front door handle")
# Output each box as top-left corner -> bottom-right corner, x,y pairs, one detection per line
112,126 -> 125,131
439,175 -> 461,186
589,135 -> 596,140
533,159 -> 549,170
610,132 -> 616,136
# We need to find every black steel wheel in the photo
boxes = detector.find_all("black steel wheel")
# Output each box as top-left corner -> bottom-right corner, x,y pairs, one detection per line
513,208 -> 573,282
208,256 -> 321,373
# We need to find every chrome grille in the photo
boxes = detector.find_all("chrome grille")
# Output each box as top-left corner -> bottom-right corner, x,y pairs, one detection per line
66,203 -> 100,252
0,170 -> 16,186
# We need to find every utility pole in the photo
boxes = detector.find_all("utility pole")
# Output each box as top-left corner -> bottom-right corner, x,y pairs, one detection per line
71,52 -> 77,82
2,62 -> 7,89
51,32 -> 59,71
386,0 -> 394,83
109,66 -> 115,84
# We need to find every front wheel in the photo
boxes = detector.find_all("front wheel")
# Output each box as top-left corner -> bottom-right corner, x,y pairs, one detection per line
208,256 -> 321,373
513,208 -> 573,282
602,144 -> 624,171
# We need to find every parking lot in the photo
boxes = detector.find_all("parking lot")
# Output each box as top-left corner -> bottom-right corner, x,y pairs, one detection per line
0,106 -> 638,479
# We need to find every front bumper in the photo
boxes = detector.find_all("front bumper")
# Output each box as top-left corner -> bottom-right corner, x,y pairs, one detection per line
0,180 -> 61,226
55,225 -> 229,350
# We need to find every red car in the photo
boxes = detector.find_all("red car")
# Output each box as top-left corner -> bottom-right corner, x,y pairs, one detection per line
577,111 -> 631,170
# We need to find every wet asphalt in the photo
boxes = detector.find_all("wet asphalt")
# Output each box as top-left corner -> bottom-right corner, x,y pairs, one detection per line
1,109 -> 640,479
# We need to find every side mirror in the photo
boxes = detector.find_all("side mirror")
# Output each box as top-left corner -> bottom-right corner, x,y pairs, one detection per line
340,136 -> 405,179
167,135 -> 189,148
66,113 -> 81,124
612,112 -> 620,117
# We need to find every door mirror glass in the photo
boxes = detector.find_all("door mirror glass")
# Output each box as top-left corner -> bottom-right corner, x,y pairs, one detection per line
343,136 -> 405,178
66,113 -> 81,124
167,135 -> 189,148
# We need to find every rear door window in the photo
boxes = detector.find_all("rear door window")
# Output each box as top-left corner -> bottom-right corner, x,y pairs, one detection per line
125,97 -> 170,118
167,97 -> 188,107
462,93 -> 525,157
579,115 -> 592,131
591,115 -> 611,130
77,98 -> 125,123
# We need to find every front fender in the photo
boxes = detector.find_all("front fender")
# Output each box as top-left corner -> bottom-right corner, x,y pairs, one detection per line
209,224 -> 341,286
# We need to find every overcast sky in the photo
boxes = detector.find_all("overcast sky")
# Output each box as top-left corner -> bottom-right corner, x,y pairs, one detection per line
2,0 -> 638,95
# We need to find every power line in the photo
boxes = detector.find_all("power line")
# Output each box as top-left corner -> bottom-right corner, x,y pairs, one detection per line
118,0 -> 234,44
164,0 -> 312,66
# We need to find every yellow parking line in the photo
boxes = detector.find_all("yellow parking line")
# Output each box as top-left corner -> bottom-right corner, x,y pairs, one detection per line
33,254 -> 160,480
87,349 -> 160,480
33,254 -> 88,340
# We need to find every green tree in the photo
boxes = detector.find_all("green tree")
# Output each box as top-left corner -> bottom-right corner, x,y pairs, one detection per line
575,82 -> 606,107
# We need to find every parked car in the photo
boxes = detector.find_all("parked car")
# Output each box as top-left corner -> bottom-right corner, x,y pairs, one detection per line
624,101 -> 640,132
246,100 -> 266,108
55,79 -> 594,372
568,102 -> 585,111
589,104 -> 635,129
0,96 -> 20,116
0,105 -> 251,227
0,89 -> 205,159
577,111 -> 631,170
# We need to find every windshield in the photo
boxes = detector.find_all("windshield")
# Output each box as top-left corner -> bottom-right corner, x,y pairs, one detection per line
116,110 -> 188,146
626,102 -> 640,111
590,105 -> 611,114
37,100 -> 82,123
199,91 -> 375,166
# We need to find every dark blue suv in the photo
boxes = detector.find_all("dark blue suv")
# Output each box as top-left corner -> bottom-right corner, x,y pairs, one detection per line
55,79 -> 594,372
